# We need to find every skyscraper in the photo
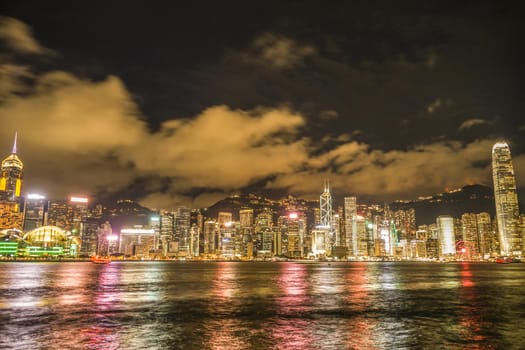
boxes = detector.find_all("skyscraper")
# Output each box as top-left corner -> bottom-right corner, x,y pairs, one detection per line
318,180 -> 333,254
320,180 -> 333,228
344,196 -> 357,255
0,133 -> 23,202
23,194 -> 48,231
437,215 -> 456,257
492,142 -> 521,256
0,133 -> 24,230
461,213 -> 480,259
175,207 -> 191,254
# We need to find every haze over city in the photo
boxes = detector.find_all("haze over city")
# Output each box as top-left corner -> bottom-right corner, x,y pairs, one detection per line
1,1 -> 524,210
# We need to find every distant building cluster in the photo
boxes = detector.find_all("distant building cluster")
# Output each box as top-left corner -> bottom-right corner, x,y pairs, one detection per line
0,135 -> 523,260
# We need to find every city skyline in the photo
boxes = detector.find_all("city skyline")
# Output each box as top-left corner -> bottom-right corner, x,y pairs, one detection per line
0,136 -> 520,260
1,2 -> 524,209
0,133 -> 520,212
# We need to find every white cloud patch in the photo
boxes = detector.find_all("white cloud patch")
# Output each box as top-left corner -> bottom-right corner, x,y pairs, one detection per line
458,118 -> 492,131
0,16 -> 54,55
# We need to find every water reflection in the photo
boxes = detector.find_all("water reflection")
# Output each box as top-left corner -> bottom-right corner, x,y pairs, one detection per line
202,262 -> 248,350
81,263 -> 122,349
346,263 -> 377,349
1,262 -> 525,349
458,263 -> 493,349
269,263 -> 312,349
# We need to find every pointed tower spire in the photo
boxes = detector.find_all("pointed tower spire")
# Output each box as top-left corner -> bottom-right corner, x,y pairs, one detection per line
12,132 -> 17,154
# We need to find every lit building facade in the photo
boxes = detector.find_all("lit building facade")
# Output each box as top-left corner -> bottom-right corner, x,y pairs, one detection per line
0,134 -> 24,230
203,220 -> 218,255
0,134 -> 23,202
240,209 -> 254,228
219,220 -> 237,257
174,207 -> 191,255
0,202 -> 23,230
355,215 -> 369,257
461,213 -> 480,259
119,226 -> 156,257
46,197 -> 89,234
284,212 -> 306,258
218,212 -> 233,226
492,142 -> 521,256
344,196 -> 357,255
476,212 -> 496,258
79,217 -> 100,257
311,182 -> 334,256
160,211 -> 175,255
22,194 -> 48,231
437,215 -> 456,257
320,180 -> 333,228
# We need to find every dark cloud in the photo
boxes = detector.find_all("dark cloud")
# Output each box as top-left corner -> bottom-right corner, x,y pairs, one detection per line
0,2 -> 524,208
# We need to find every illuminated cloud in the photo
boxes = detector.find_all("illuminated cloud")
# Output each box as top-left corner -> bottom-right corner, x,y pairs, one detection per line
128,105 -> 308,189
245,33 -> 316,69
458,118 -> 492,131
0,64 -> 33,100
0,29 -> 309,207
0,69 -> 309,204
0,72 -> 145,198
268,139 -> 501,200
0,16 -> 53,55
1,71 -> 146,152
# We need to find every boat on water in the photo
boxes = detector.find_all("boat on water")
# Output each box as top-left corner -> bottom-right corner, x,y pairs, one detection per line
495,257 -> 521,264
91,256 -> 111,264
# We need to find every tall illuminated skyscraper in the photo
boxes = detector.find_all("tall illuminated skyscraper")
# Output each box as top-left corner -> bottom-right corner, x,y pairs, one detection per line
320,180 -> 333,228
0,133 -> 23,202
492,142 -> 521,256
0,133 -> 24,230
344,196 -> 357,255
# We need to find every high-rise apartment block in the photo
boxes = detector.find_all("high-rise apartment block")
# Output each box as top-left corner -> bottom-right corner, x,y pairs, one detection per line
437,215 -> 456,257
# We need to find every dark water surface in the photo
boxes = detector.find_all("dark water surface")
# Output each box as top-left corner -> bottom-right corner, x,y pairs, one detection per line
1,261 -> 524,349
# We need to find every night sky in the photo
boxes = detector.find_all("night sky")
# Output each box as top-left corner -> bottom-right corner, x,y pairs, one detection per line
1,1 -> 524,209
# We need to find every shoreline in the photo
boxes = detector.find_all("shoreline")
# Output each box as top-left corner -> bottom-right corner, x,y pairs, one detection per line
0,257 -> 499,263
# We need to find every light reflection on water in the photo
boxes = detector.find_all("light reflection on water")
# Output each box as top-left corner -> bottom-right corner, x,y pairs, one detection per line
1,261 -> 525,349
